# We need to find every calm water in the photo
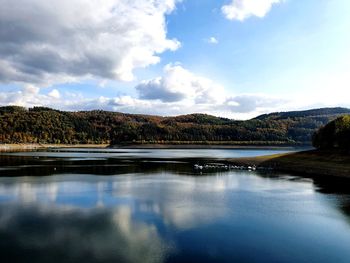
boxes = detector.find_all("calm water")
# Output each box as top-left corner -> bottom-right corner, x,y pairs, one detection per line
0,148 -> 350,263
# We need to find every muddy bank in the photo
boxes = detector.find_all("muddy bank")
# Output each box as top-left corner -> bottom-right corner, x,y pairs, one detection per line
227,150 -> 350,178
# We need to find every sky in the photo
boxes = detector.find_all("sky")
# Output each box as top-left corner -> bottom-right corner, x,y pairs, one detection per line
0,0 -> 349,119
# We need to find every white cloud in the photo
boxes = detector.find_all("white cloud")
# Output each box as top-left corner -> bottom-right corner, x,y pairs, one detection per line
0,86 -> 63,108
223,94 -> 285,114
12,62 -> 350,120
0,65 -> 287,119
222,0 -> 282,21
48,89 -> 61,99
207,37 -> 219,44
12,67 -> 350,120
136,64 -> 226,104
4,71 -> 348,119
0,0 -> 180,86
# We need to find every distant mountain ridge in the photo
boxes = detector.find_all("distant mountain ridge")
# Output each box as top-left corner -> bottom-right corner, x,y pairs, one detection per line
254,107 -> 350,120
0,106 -> 349,145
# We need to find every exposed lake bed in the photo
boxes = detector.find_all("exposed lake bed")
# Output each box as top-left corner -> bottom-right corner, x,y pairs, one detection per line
0,148 -> 350,262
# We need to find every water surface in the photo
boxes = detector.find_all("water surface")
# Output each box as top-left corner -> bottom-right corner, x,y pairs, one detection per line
0,148 -> 350,263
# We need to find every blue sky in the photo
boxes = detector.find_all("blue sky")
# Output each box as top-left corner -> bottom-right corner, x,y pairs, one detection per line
0,0 -> 349,119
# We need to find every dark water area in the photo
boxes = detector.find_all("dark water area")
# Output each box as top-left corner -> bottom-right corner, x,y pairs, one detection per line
0,148 -> 350,263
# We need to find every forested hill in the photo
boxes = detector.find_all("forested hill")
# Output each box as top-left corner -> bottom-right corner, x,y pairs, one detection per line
0,106 -> 350,146
313,115 -> 350,150
254,107 -> 350,120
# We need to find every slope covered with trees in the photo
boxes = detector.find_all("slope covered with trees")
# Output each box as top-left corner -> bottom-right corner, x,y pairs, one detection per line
312,115 -> 350,150
1,106 -> 350,145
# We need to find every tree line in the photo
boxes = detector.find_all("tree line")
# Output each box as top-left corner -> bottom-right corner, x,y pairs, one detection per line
313,115 -> 350,150
0,106 -> 349,145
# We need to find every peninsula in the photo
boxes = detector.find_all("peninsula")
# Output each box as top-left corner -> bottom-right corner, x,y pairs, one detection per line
228,115 -> 350,178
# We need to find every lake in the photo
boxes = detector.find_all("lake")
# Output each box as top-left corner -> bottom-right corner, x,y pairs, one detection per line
0,148 -> 350,263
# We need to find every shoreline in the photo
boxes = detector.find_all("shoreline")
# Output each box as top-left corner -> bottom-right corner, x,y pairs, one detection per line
226,150 -> 350,179
0,143 -> 109,152
112,144 -> 304,150
1,144 -> 348,179
0,143 -> 306,152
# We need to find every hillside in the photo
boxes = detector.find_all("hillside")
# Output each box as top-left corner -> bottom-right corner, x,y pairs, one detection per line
312,115 -> 350,150
254,107 -> 350,120
0,106 -> 349,145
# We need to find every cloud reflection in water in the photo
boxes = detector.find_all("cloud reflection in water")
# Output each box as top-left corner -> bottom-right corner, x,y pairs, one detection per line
0,204 -> 170,263
0,170 -> 349,263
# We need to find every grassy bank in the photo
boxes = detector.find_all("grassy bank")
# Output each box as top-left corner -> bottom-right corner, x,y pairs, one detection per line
0,143 -> 109,152
228,150 -> 350,178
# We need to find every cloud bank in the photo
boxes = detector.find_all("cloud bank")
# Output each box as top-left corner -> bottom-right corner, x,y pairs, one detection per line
3,64 -> 347,120
0,65 -> 286,119
0,0 -> 180,86
222,0 -> 282,21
